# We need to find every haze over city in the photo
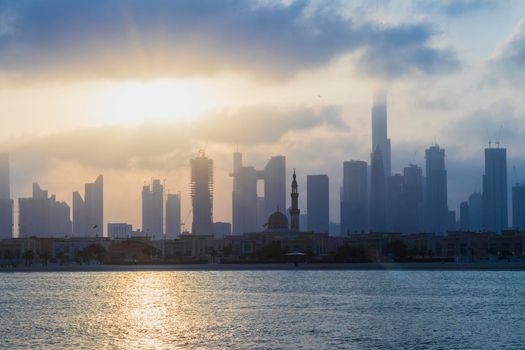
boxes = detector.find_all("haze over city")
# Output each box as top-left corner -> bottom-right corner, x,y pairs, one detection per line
2,0 -> 525,234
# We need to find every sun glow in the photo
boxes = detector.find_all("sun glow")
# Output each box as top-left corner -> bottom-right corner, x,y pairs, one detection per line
92,79 -> 216,123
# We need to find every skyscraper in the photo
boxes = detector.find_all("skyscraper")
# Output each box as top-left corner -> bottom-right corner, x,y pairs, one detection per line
72,175 -> 103,237
370,147 -> 387,232
19,183 -> 71,237
340,160 -> 368,235
289,170 -> 300,231
512,183 -> 525,230
425,145 -> 448,235
72,191 -> 86,236
231,151 -> 243,234
307,174 -> 329,233
371,90 -> 391,178
459,201 -> 470,231
166,193 -> 181,239
0,153 -> 13,238
402,164 -> 423,233
386,173 -> 404,232
191,150 -> 213,234
142,179 -> 164,240
233,166 -> 259,234
483,147 -> 508,232
468,193 -> 483,232
85,175 -> 103,237
0,153 -> 10,200
263,156 -> 286,219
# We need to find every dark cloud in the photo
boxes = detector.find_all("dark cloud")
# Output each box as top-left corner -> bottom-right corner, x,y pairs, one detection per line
0,0 -> 459,80
356,22 -> 460,78
2,104 -> 345,170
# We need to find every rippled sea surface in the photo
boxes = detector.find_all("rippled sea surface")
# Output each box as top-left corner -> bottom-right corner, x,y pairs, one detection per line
1,270 -> 525,349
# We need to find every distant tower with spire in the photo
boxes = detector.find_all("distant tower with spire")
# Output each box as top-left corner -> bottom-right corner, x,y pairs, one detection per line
290,169 -> 300,231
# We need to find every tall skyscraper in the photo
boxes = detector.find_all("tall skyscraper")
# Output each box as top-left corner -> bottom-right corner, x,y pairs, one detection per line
386,173 -> 404,232
85,175 -> 103,237
231,151 -> 243,234
459,201 -> 470,231
19,183 -> 71,237
340,160 -> 368,235
483,147 -> 508,232
0,153 -> 10,200
142,179 -> 164,240
72,175 -> 103,237
0,153 -> 13,238
468,193 -> 483,232
233,166 -> 259,234
307,174 -> 329,233
402,164 -> 423,233
289,170 -> 300,231
263,156 -> 286,219
425,145 -> 448,235
512,183 -> 525,230
166,193 -> 181,239
371,90 -> 391,178
370,147 -> 387,232
72,191 -> 86,236
191,150 -> 213,234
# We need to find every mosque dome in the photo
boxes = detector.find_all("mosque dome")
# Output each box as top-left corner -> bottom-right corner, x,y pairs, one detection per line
267,210 -> 289,230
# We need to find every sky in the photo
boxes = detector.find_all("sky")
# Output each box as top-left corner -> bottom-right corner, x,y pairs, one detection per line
2,0 -> 525,233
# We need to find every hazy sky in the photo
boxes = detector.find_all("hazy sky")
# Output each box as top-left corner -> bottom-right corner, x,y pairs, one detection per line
2,0 -> 525,232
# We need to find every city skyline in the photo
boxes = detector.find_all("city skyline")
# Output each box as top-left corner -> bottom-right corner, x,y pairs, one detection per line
3,1 -> 525,232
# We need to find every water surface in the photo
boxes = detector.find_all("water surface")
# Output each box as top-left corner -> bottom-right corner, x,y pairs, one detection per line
1,271 -> 524,349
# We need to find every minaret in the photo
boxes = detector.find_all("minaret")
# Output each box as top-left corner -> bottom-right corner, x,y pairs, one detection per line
290,169 -> 300,231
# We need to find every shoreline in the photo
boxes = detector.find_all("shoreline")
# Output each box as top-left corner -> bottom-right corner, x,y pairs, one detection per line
2,262 -> 525,272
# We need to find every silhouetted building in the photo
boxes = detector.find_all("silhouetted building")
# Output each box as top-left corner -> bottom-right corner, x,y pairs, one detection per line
0,153 -> 13,238
232,166 -> 259,234
191,150 -> 213,234
448,210 -> 456,231
19,183 -> 71,237
142,179 -> 164,240
402,164 -> 423,233
263,156 -> 286,220
212,222 -> 231,239
459,201 -> 470,231
307,175 -> 329,233
341,160 -> 368,235
166,193 -> 181,239
425,145 -> 448,235
370,147 -> 387,232
289,170 -> 300,231
371,90 -> 391,177
73,175 -> 103,237
386,174 -> 404,232
468,193 -> 483,232
232,153 -> 286,233
483,147 -> 508,232
512,183 -> 525,230
231,151 -> 243,234
108,223 -> 133,239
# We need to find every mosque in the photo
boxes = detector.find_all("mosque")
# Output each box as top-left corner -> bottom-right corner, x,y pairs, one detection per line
224,170 -> 329,258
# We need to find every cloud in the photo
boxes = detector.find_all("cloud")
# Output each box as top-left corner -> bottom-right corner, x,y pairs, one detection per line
0,0 -> 459,81
356,22 -> 460,78
414,0 -> 502,17
490,20 -> 525,86
2,104 -> 346,170
441,103 -> 525,158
